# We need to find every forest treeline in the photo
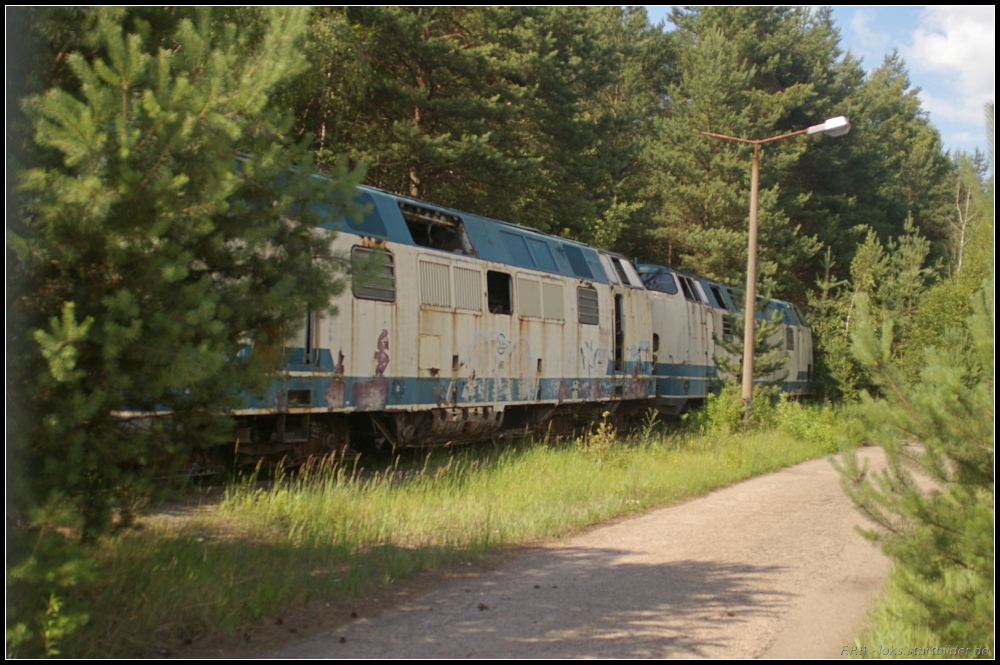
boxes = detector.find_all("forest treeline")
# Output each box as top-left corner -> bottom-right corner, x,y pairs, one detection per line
6,6 -> 993,657
10,7 -> 989,341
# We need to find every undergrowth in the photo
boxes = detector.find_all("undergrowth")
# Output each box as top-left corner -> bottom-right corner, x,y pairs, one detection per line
851,569 -> 995,659
15,397 -> 848,657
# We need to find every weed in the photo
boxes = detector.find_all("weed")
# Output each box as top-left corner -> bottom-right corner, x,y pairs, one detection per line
44,411 -> 841,656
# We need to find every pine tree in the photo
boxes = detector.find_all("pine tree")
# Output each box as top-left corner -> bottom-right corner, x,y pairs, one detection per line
806,219 -> 934,400
713,290 -> 790,388
837,106 -> 993,645
8,8 -> 364,654
642,7 -> 846,296
9,6 -> 362,545
292,8 -> 672,246
294,7 -> 533,208
838,282 -> 994,647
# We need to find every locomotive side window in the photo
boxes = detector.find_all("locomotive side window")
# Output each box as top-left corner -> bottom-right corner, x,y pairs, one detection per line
351,246 -> 395,302
679,276 -> 702,303
400,202 -> 474,255
577,286 -> 600,325
617,258 -> 645,288
487,271 -> 512,315
709,285 -> 731,311
563,244 -> 594,279
527,238 -> 558,272
612,257 -> 630,285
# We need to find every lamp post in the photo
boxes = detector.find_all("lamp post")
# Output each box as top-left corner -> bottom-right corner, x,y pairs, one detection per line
700,116 -> 850,414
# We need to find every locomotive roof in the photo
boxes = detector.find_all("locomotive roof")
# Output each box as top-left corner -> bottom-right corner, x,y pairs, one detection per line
635,262 -> 802,325
311,183 -> 619,285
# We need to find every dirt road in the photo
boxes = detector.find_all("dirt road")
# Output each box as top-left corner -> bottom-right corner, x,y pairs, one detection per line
267,446 -> 889,659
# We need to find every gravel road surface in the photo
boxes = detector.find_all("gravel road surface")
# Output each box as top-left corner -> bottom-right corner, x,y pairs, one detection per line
267,447 -> 890,659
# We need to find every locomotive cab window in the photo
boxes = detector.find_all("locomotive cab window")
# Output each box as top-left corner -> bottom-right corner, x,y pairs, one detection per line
617,258 -> 645,288
351,246 -> 395,301
709,285 -> 731,311
487,271 -> 512,315
400,202 -> 475,255
679,276 -> 703,303
641,271 -> 678,295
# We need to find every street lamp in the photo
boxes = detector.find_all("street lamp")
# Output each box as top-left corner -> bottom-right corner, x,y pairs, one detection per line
700,116 -> 850,414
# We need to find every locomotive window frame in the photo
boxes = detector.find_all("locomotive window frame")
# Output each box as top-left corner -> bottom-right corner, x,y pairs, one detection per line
351,246 -> 396,302
617,258 -> 645,288
487,270 -> 513,315
400,202 -> 474,255
641,270 -> 679,295
577,286 -> 600,325
598,253 -> 622,285
709,285 -> 732,311
679,276 -> 703,303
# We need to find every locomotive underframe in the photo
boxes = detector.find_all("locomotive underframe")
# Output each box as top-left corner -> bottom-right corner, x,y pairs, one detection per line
229,396 -> 681,467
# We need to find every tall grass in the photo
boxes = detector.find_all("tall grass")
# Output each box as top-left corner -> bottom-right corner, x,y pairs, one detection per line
852,569 -> 995,659
65,401 -> 844,656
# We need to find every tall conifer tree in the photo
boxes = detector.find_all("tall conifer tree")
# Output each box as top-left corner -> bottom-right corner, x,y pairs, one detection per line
8,7 -> 362,536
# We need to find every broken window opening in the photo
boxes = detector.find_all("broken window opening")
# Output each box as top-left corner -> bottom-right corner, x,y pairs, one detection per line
400,202 -> 475,255
709,285 -> 731,311
487,271 -> 512,315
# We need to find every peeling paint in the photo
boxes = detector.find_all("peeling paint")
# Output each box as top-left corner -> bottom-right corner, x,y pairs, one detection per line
324,381 -> 345,409
353,377 -> 388,411
374,330 -> 390,376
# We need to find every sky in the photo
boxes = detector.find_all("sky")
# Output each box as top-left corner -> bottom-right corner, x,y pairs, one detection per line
643,6 -> 996,158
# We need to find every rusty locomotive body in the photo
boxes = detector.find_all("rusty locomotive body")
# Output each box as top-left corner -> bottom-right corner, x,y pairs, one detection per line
230,186 -> 812,462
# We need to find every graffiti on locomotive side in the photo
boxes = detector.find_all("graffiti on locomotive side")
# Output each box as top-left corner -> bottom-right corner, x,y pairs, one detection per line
458,329 -> 538,403
580,340 -> 601,377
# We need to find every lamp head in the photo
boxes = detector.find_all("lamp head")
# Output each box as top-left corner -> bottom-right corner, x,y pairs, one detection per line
807,115 -> 851,137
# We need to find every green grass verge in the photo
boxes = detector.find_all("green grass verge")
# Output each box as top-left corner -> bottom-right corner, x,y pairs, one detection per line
851,569 -> 995,659
64,405 -> 843,656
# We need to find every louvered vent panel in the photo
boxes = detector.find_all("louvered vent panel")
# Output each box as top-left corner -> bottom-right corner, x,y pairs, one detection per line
420,261 -> 451,307
517,277 -> 542,318
578,286 -> 600,325
542,282 -> 564,321
454,267 -> 482,311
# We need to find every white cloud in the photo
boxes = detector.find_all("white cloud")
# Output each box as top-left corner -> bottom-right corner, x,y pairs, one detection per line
848,8 -> 891,56
905,6 -> 995,101
918,89 -> 991,127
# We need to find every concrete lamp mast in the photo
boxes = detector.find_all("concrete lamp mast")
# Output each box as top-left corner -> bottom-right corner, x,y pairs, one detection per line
699,116 -> 850,415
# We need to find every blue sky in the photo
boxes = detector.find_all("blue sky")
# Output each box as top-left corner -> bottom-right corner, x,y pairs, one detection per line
643,6 -> 995,158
